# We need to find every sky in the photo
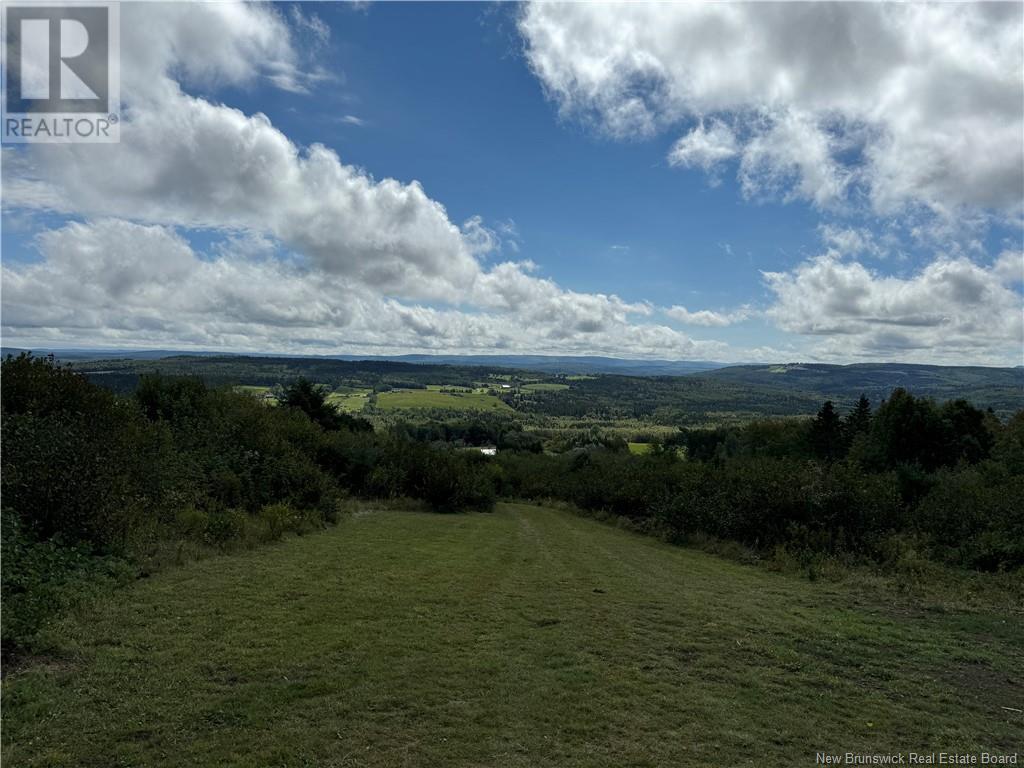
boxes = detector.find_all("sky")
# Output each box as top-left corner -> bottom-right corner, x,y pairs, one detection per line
2,1 -> 1023,365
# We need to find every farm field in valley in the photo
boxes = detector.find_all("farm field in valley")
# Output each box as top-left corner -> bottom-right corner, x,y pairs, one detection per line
521,383 -> 570,392
375,389 -> 512,412
4,504 -> 1020,768
627,442 -> 654,455
326,388 -> 372,412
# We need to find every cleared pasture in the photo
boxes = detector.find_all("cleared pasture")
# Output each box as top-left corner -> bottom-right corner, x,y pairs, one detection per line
376,389 -> 512,412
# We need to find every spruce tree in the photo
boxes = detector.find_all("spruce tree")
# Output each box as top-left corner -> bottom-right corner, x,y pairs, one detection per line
810,400 -> 843,461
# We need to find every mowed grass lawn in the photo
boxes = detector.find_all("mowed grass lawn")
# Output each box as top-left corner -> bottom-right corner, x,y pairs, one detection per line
376,389 -> 511,412
4,504 -> 1021,767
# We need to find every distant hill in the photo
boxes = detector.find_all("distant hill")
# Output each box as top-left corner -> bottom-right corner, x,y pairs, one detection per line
7,349 -> 1022,416
705,363 -> 1024,412
1,347 -> 227,361
358,354 -> 724,376
3,348 -> 724,376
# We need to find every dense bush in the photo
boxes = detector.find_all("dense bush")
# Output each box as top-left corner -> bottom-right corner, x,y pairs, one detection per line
496,390 -> 1022,572
915,465 -> 1024,570
1,355 -> 498,655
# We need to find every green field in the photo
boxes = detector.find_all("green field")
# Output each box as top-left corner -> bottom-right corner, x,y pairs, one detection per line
232,385 -> 272,395
627,442 -> 654,455
376,389 -> 511,412
521,382 -> 570,392
4,504 -> 1020,767
326,389 -> 371,413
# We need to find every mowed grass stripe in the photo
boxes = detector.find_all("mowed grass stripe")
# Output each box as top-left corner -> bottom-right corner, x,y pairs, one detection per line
3,504 -> 1021,767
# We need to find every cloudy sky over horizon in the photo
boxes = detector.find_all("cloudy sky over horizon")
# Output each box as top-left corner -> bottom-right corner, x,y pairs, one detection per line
2,2 -> 1022,365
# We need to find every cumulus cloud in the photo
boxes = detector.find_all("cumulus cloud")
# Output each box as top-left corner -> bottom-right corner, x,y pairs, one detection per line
0,2 -> 722,359
738,111 -> 850,207
519,2 -> 1024,214
2,3 -> 480,302
1,219 -> 720,359
763,254 -> 1024,364
819,225 -> 888,260
668,121 -> 738,178
993,251 -> 1024,286
5,95 -> 483,300
4,2 -> 1018,366
665,306 -> 749,328
120,2 -> 314,100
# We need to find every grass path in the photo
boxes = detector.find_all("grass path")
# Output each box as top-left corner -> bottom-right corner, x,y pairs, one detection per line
4,504 -> 1021,767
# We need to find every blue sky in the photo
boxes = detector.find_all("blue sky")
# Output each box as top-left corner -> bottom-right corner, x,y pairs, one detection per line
221,4 -> 817,304
2,2 -> 1022,364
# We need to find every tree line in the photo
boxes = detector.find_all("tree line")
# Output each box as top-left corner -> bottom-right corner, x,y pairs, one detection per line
1,355 -> 497,655
496,393 -> 1023,573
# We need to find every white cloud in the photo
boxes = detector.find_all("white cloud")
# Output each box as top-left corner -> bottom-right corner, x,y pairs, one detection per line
738,111 -> 850,207
290,6 -> 330,49
763,254 -> 1024,364
4,93 -> 482,301
3,2 -> 1018,367
0,2 -> 727,360
120,3 -> 312,101
668,121 -> 738,179
665,306 -> 749,328
994,251 -> 1024,286
819,225 -> 888,260
1,219 -> 723,360
519,2 -> 1024,215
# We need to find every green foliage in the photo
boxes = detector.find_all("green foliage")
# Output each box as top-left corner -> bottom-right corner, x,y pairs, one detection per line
915,465 -> 1024,570
1,355 -> 502,656
864,388 -> 993,472
197,508 -> 245,546
497,390 -> 1021,572
257,503 -> 297,542
993,411 -> 1024,474
278,377 -> 373,432
1,510 -> 133,657
2,354 -> 167,552
809,400 -> 843,461
3,351 -> 1019,661
843,394 -> 872,444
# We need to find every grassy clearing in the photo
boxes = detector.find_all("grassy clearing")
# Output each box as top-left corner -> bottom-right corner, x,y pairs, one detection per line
376,389 -> 511,412
232,385 -> 272,395
627,442 -> 654,455
326,389 -> 371,413
521,383 -> 570,392
4,503 -> 1020,767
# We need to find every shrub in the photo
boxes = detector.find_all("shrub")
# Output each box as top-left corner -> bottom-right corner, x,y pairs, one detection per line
203,508 -> 249,547
1,510 -> 133,656
174,506 -> 210,538
258,503 -> 296,542
2,355 -> 161,553
915,467 -> 1024,570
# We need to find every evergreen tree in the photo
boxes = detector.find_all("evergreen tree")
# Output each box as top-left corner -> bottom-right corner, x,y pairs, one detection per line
810,400 -> 843,461
278,378 -> 372,432
843,394 -> 872,448
868,388 -> 944,470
